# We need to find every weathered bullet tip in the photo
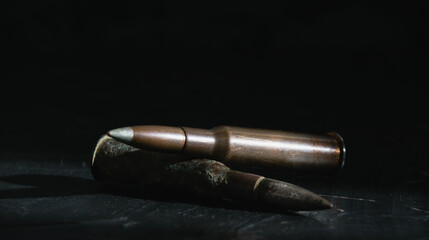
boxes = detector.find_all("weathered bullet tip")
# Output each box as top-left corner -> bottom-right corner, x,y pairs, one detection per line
253,178 -> 334,211
304,193 -> 333,210
321,198 -> 334,210
108,127 -> 134,143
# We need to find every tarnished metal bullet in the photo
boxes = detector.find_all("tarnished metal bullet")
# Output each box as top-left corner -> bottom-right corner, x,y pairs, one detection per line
92,135 -> 333,211
108,125 -> 345,174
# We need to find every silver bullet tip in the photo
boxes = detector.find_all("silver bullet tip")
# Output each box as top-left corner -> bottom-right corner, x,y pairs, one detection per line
108,127 -> 134,143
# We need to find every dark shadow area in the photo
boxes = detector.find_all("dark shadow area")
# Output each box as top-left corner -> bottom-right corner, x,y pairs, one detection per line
0,175 -> 99,199
100,181 -> 303,216
0,174 -> 300,216
0,220 -> 322,240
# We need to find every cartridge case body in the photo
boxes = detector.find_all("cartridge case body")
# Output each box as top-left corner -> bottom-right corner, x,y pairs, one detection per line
182,126 -> 345,175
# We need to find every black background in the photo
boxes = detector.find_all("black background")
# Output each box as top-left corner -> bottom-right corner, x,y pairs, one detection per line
2,1 -> 428,177
1,2 -> 429,239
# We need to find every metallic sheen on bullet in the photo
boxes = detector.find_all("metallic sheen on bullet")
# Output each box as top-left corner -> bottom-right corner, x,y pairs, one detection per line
108,127 -> 134,143
108,125 -> 346,175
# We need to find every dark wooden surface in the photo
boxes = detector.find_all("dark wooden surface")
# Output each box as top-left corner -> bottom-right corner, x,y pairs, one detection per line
1,150 -> 428,240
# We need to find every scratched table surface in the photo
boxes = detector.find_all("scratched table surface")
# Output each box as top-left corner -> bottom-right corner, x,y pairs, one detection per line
1,151 -> 428,240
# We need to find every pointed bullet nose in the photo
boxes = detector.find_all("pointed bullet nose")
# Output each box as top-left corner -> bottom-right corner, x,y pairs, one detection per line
108,125 -> 187,152
318,197 -> 334,210
255,178 -> 334,211
295,190 -> 334,210
291,187 -> 334,211
108,127 -> 134,143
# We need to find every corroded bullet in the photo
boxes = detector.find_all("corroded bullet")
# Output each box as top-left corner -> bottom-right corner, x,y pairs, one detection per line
92,135 -> 333,211
108,125 -> 345,174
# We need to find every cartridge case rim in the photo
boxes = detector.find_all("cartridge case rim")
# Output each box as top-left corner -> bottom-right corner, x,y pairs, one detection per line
327,132 -> 346,175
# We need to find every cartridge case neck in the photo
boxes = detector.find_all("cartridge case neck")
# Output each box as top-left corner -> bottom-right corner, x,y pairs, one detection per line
181,127 -> 216,156
131,125 -> 186,152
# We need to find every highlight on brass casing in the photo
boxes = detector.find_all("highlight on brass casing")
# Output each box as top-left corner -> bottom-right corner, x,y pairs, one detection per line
109,125 -> 346,175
